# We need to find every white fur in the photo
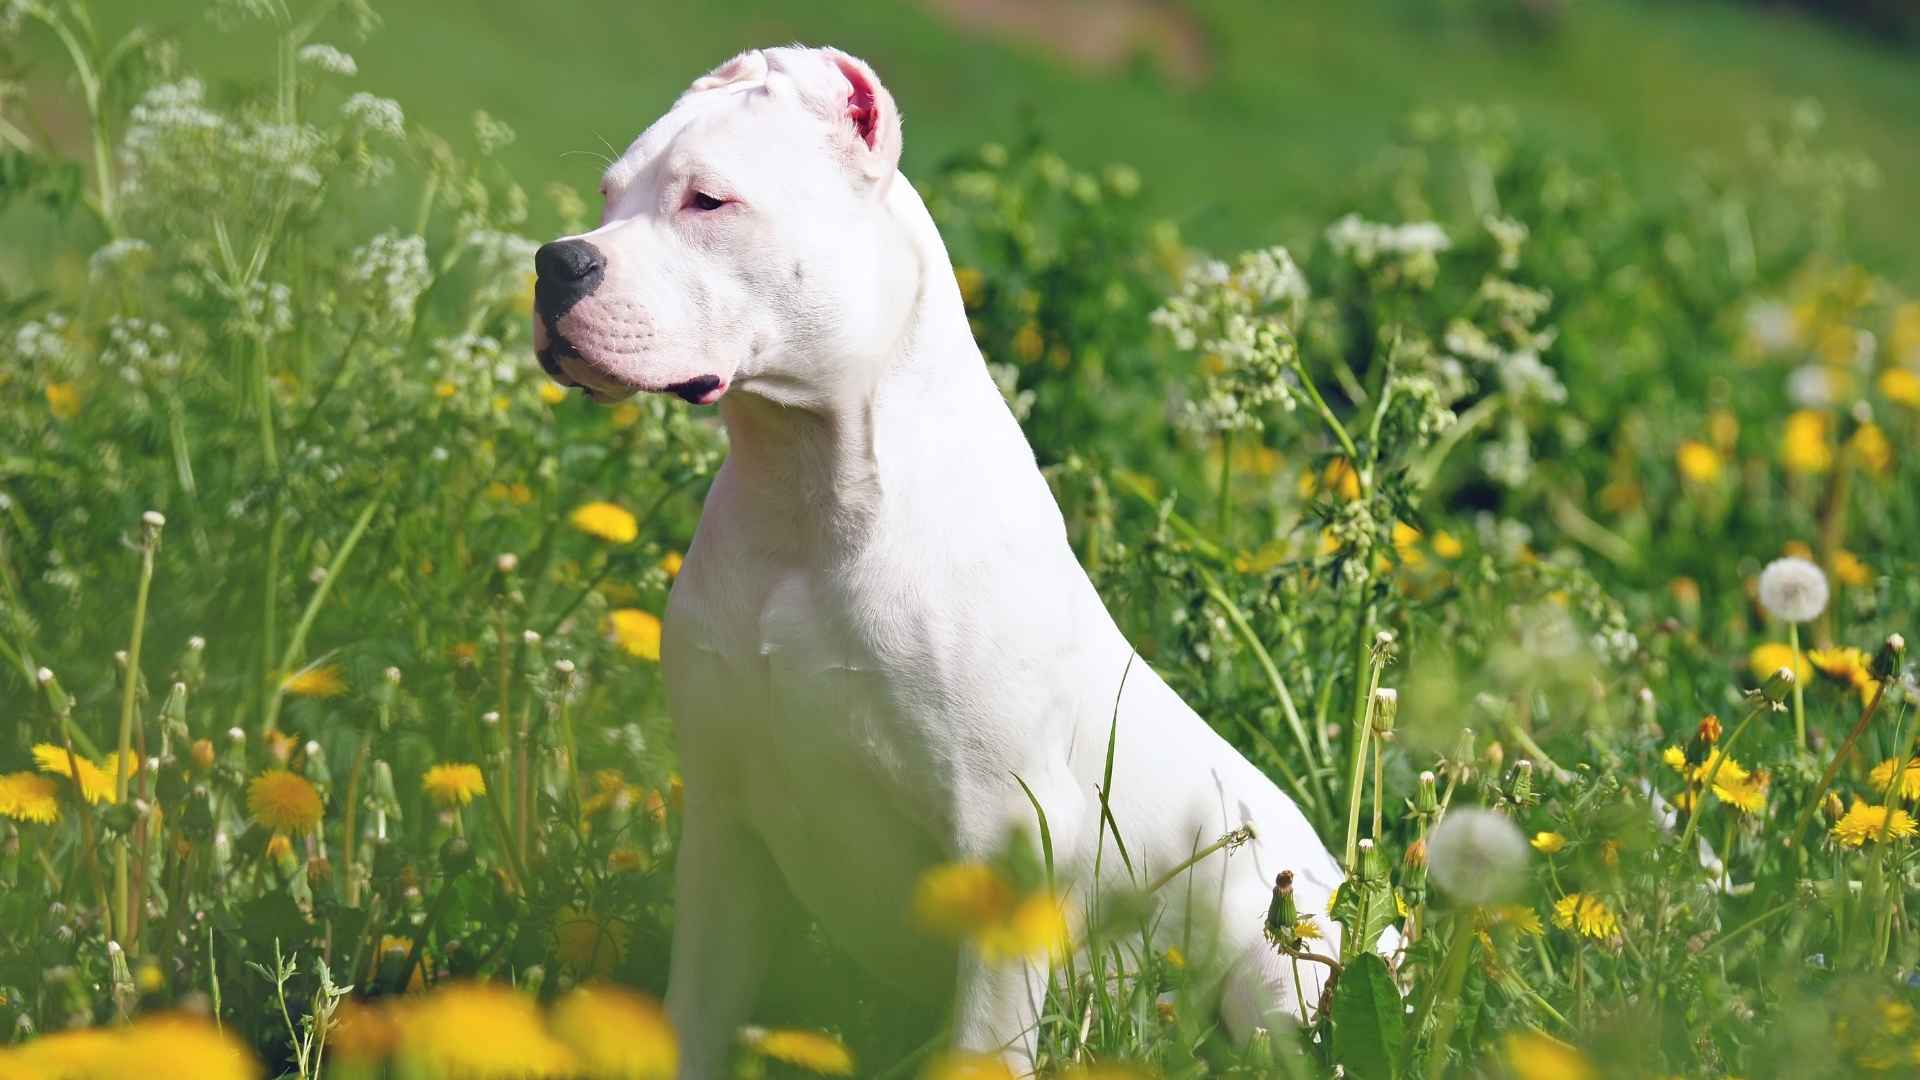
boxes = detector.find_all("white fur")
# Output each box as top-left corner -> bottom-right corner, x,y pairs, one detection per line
537,47 -> 1353,1077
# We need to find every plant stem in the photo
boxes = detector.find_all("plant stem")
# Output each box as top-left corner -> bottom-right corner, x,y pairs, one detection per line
1791,679 -> 1890,845
1417,908 -> 1477,1080
263,491 -> 383,733
1789,622 -> 1807,750
1198,568 -> 1328,807
113,522 -> 160,948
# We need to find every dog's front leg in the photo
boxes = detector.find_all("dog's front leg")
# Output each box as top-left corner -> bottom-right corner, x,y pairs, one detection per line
951,949 -> 1048,1074
666,801 -> 782,1080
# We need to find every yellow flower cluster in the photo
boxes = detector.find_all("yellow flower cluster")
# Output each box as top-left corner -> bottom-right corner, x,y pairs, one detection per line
1808,645 -> 1880,707
329,981 -> 676,1079
1551,893 -> 1619,941
570,500 -> 639,543
743,1027 -> 857,1076
423,762 -> 488,807
1868,758 -> 1920,801
0,1013 -> 258,1080
1663,747 -> 1769,814
1830,800 -> 1917,848
0,771 -> 61,823
246,769 -> 325,833
607,608 -> 663,661
912,862 -> 1069,962
32,743 -> 131,805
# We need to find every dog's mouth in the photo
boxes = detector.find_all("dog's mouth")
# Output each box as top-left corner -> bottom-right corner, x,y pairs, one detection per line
533,318 -> 728,406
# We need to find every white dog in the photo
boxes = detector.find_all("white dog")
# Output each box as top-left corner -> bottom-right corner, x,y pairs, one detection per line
533,46 -> 1348,1075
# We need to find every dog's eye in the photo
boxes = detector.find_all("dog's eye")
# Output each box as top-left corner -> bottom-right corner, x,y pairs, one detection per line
689,191 -> 727,212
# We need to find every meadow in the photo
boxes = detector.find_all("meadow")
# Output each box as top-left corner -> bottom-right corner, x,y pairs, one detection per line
1,1 -> 1918,1078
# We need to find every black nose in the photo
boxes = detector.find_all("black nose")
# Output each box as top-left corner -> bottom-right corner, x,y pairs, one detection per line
533,239 -> 606,320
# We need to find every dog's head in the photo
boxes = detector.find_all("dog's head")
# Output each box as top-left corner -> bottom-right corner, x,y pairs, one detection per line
532,46 -> 912,406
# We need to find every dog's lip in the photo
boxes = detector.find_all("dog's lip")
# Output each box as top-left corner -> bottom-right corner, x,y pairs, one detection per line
536,343 -> 727,406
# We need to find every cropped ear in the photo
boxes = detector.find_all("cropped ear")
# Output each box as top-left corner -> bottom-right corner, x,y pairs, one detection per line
689,49 -> 768,93
819,48 -> 902,190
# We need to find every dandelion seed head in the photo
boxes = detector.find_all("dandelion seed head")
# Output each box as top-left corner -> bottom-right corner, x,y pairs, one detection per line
1757,557 -> 1829,623
1426,807 -> 1528,905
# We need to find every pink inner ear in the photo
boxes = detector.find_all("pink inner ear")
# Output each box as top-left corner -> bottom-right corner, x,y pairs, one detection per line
834,56 -> 880,150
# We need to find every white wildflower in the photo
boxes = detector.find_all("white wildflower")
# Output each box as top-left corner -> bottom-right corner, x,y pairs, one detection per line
347,232 -> 430,326
14,314 -> 72,367
297,43 -> 358,76
1426,807 -> 1527,905
1744,301 -> 1796,352
1786,365 -> 1836,409
342,93 -> 406,139
88,238 -> 152,278
1756,557 -> 1828,623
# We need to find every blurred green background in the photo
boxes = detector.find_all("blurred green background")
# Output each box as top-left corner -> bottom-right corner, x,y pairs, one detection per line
59,0 -> 1920,274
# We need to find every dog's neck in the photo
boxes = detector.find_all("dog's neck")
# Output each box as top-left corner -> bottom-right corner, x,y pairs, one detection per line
715,177 -> 1008,543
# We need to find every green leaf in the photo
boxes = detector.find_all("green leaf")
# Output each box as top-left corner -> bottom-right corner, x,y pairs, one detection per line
1332,952 -> 1404,1080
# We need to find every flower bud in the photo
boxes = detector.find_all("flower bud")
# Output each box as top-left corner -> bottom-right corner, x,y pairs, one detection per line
1509,759 -> 1534,805
1822,790 -> 1845,825
495,552 -> 519,574
1696,714 -> 1722,744
1763,666 -> 1796,707
1371,688 -> 1398,736
1871,633 -> 1906,681
1416,770 -> 1439,814
1360,837 -> 1390,881
1404,837 -> 1428,869
1264,870 -> 1299,947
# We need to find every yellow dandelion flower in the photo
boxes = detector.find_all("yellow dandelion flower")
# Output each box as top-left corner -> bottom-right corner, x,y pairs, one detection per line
45,381 -> 81,419
976,893 -> 1070,961
1809,645 -> 1873,685
1504,1031 -> 1596,1080
1868,758 -> 1920,801
265,832 -> 294,861
327,998 -> 402,1067
1676,440 -> 1722,483
1293,915 -> 1323,942
1551,893 -> 1618,940
281,665 -> 346,698
1485,905 -> 1545,936
607,608 -> 663,661
434,380 -> 457,399
745,1028 -> 855,1076
396,983 -> 576,1078
32,743 -> 128,804
1164,945 -> 1185,969
1713,769 -> 1770,815
1830,550 -> 1872,588
1780,409 -> 1834,474
422,763 -> 487,807
1848,422 -> 1892,475
1748,642 -> 1811,683
913,862 -> 1016,938
1830,800 -> 1918,847
923,1052 -> 1017,1080
552,908 -> 631,978
610,402 -> 643,428
659,550 -> 684,577
1879,367 -> 1920,408
550,985 -> 677,1080
570,500 -> 638,543
0,772 -> 60,823
538,381 -> 569,405
1530,831 -> 1567,855
1662,745 -> 1689,772
247,769 -> 324,834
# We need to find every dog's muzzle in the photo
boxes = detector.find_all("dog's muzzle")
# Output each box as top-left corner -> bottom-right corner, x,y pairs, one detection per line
532,239 -> 605,389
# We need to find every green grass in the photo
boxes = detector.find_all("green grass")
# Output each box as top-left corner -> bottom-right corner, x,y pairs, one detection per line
71,0 -> 1920,269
